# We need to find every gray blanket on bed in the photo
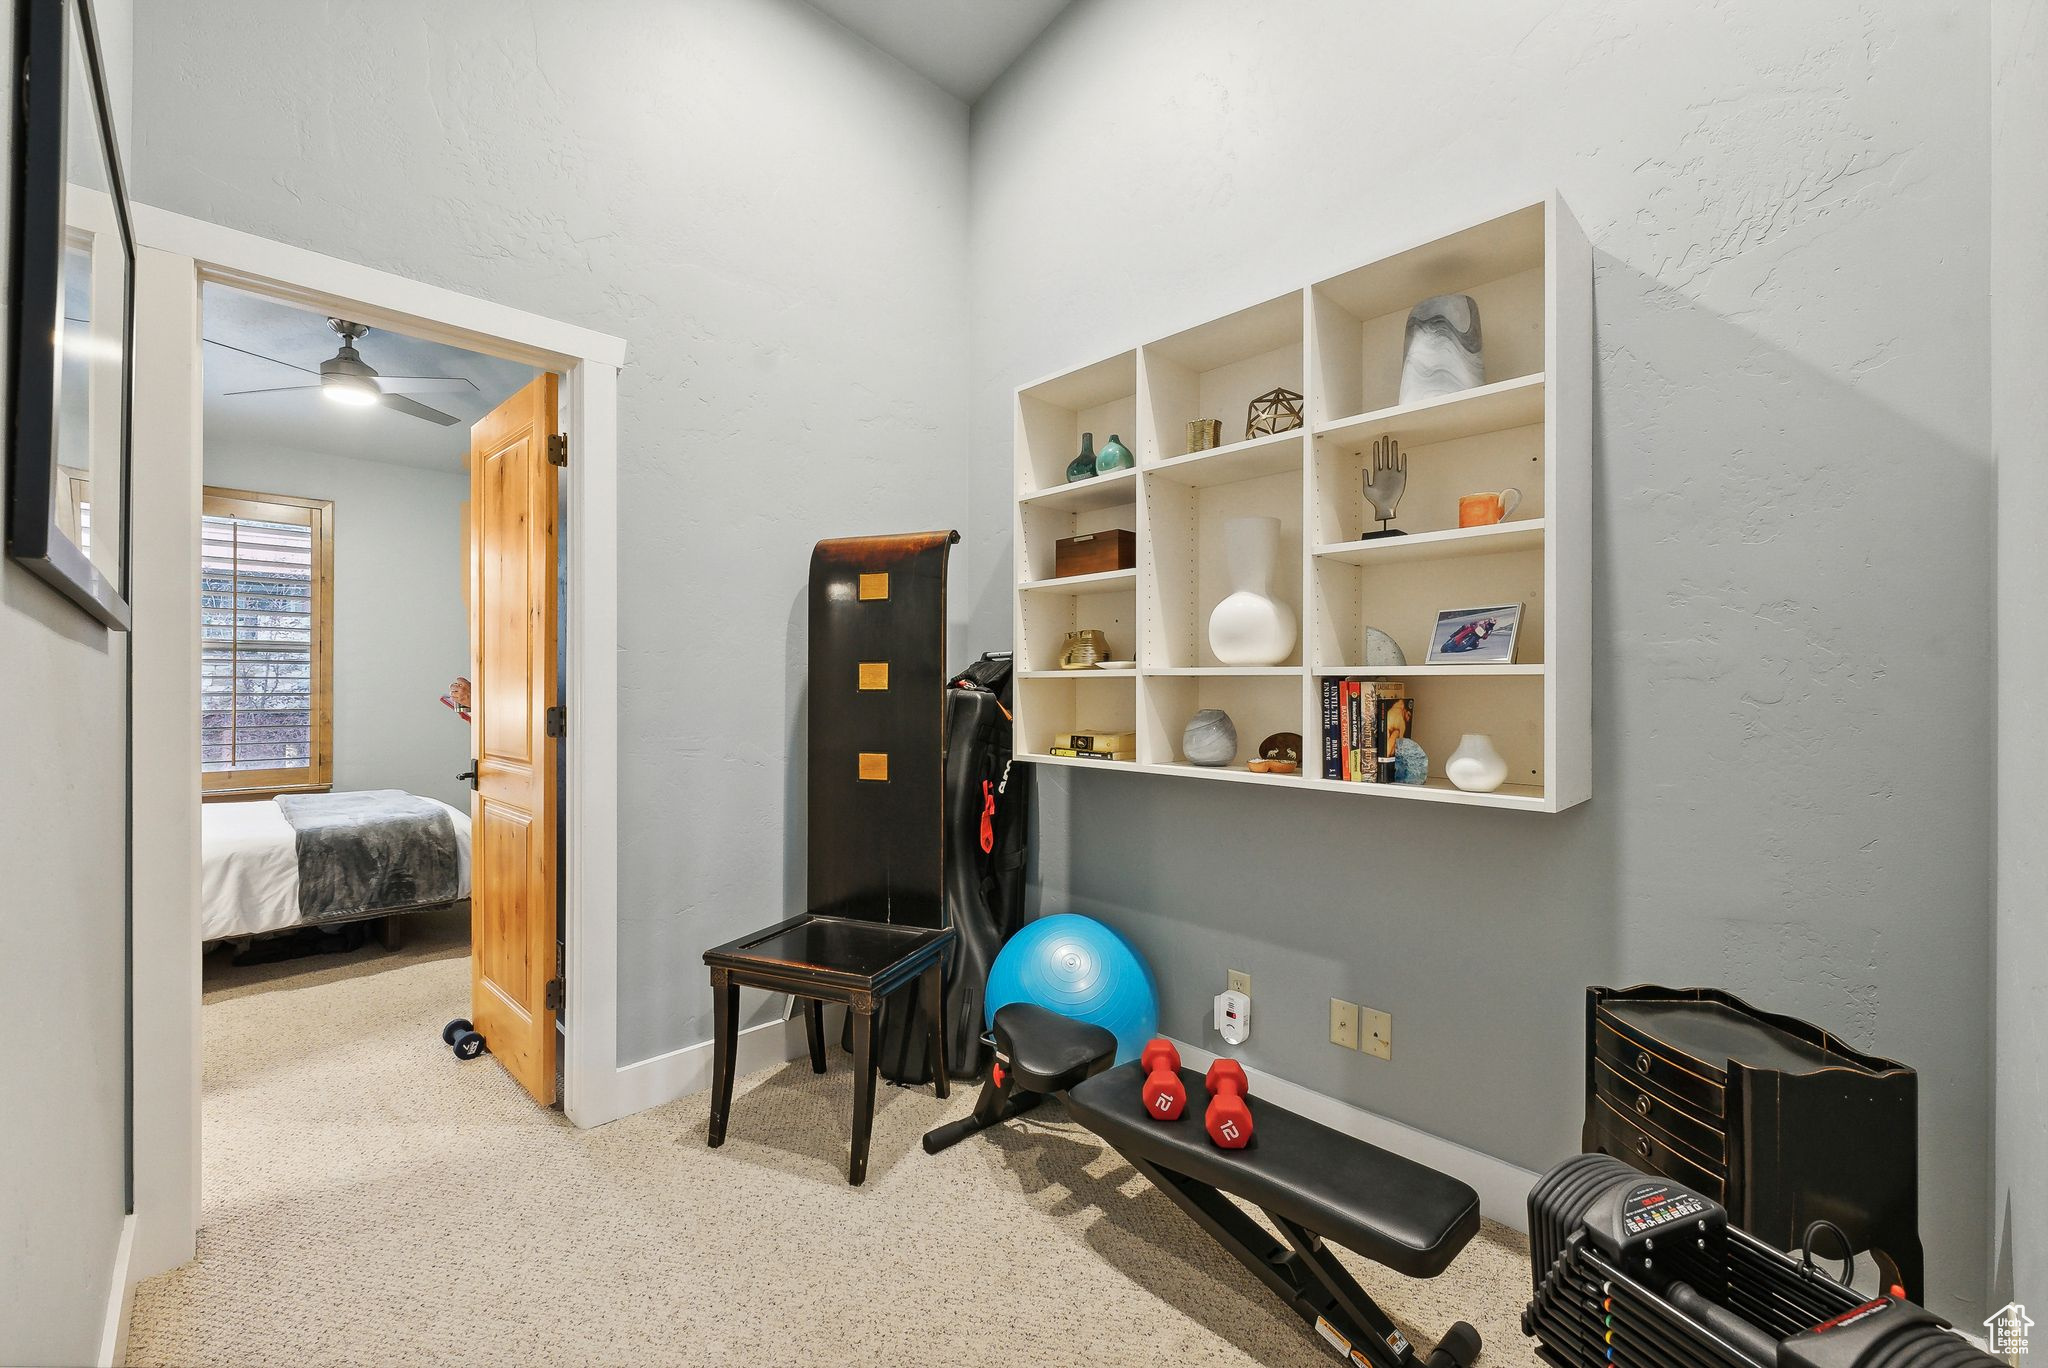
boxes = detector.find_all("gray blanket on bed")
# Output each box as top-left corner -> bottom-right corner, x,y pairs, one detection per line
276,790 -> 460,920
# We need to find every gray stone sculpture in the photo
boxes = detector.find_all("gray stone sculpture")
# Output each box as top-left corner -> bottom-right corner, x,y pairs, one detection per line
1181,708 -> 1238,766
1398,293 -> 1484,405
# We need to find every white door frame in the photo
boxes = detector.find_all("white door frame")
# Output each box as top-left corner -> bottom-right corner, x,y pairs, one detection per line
126,205 -> 627,1282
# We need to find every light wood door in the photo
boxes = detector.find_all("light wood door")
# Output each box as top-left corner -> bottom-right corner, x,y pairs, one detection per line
469,373 -> 561,1106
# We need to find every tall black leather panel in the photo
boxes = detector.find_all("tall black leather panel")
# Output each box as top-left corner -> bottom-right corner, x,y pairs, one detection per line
805,531 -> 957,929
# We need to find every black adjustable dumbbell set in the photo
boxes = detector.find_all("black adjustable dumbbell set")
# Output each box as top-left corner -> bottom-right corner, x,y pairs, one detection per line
1522,1155 -> 1995,1368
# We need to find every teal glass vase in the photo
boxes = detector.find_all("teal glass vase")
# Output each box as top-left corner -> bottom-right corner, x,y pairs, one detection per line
1066,432 -> 1099,482
1095,433 -> 1133,474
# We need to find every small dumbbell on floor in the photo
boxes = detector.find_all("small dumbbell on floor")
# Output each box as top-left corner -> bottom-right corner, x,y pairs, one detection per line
1204,1059 -> 1253,1148
1139,1038 -> 1187,1121
442,1017 -> 486,1060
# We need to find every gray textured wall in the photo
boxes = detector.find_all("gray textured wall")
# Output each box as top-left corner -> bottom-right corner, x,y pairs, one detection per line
0,0 -> 133,1359
968,0 -> 1995,1318
132,0 -> 973,1066
1992,0 -> 2047,1319
203,443 -> 474,810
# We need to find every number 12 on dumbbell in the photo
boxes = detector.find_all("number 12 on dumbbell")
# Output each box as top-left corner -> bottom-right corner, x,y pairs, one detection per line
1203,1059 -> 1253,1149
1139,1039 -> 1188,1119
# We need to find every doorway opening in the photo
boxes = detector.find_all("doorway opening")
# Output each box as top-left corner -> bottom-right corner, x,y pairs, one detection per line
128,207 -> 626,1285
194,278 -> 564,1093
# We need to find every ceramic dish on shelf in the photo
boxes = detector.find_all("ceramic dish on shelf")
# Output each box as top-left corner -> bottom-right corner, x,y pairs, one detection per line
1094,660 -> 1136,670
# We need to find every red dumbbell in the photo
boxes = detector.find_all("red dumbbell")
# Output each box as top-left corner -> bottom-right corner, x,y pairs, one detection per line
1204,1059 -> 1254,1148
1139,1038 -> 1187,1121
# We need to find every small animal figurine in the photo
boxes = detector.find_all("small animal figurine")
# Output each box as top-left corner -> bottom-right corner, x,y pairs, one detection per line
1249,732 -> 1302,775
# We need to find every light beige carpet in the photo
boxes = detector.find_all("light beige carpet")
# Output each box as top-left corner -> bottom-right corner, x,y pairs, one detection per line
131,951 -> 1538,1366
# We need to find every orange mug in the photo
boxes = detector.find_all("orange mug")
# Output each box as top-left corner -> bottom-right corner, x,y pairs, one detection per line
1458,487 -> 1522,527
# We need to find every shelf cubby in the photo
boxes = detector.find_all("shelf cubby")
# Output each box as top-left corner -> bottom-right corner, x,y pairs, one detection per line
1141,673 -> 1304,770
1016,579 -> 1136,674
1309,204 -> 1546,427
1139,292 -> 1305,464
1143,462 -> 1304,670
1017,674 -> 1140,764
1016,350 -> 1139,496
1313,672 -> 1545,794
1012,195 -> 1589,810
1310,540 -> 1545,672
1311,413 -> 1544,549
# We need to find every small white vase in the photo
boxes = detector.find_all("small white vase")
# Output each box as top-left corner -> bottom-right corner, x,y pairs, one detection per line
1207,516 -> 1297,666
1445,734 -> 1508,793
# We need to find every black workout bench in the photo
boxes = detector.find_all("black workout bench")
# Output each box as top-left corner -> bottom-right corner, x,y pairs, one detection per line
1068,1062 -> 1484,1368
925,1005 -> 1484,1368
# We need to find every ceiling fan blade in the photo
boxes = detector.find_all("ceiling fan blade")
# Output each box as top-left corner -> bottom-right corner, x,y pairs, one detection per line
372,375 -> 478,396
222,383 -> 324,397
203,337 -> 320,374
380,393 -> 461,426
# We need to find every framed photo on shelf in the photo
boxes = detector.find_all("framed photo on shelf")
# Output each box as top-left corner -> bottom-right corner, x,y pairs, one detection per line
1425,603 -> 1521,665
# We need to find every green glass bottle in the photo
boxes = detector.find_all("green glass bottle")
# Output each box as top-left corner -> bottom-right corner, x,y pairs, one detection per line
1095,433 -> 1134,474
1066,432 -> 1099,482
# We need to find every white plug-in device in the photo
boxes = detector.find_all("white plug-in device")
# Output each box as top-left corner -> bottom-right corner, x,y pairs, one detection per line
1213,988 -> 1251,1045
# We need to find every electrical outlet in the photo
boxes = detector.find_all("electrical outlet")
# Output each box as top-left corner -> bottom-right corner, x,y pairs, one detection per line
1228,969 -> 1252,998
1329,998 -> 1359,1050
1361,1006 -> 1392,1060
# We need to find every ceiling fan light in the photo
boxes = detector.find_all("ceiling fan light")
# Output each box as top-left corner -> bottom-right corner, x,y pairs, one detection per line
324,375 -> 379,407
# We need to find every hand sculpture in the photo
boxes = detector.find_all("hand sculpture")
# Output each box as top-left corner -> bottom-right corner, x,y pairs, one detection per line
1362,436 -> 1407,538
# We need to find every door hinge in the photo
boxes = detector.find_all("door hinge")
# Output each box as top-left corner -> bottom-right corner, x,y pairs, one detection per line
545,977 -> 564,1013
546,705 -> 567,738
547,433 -> 568,466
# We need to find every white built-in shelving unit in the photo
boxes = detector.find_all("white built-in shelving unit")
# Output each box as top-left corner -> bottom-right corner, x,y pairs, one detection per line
1011,196 -> 1591,812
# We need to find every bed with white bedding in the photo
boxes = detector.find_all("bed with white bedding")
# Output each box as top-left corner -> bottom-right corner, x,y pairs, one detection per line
201,793 -> 472,941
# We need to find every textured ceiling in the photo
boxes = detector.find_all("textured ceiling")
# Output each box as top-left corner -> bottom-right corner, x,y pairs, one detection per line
202,283 -> 538,473
802,0 -> 1071,101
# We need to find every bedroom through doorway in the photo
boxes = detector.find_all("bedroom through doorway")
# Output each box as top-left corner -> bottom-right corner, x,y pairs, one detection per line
197,279 -> 557,1099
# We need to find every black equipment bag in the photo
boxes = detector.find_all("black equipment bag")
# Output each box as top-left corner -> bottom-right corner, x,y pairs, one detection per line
876,652 -> 1031,1083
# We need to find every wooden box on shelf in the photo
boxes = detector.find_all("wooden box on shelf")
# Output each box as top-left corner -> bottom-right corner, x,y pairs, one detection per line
1009,195 -> 1590,811
1054,529 -> 1136,578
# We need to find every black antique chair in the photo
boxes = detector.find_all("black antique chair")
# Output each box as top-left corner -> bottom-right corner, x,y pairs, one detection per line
703,531 -> 959,1185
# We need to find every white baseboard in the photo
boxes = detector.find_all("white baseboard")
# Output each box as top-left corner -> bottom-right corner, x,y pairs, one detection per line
98,1214 -> 136,1368
1167,1037 -> 1538,1234
600,1011 -> 821,1122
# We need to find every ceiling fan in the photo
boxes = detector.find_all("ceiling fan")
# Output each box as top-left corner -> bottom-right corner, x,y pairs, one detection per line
211,318 -> 477,426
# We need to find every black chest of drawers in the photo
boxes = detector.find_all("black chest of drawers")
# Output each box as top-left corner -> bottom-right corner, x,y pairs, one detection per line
1582,984 -> 1922,1302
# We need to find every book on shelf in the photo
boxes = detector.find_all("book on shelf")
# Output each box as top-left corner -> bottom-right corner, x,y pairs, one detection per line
1052,730 -> 1134,753
1320,677 -> 1410,782
1049,747 -> 1134,761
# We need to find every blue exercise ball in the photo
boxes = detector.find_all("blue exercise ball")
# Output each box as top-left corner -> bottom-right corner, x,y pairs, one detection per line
984,913 -> 1158,1065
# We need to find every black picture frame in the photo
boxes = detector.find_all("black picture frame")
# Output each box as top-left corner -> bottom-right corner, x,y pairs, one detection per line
5,0 -> 134,630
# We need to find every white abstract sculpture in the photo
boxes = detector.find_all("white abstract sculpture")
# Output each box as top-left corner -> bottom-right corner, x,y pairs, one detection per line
1208,516 -> 1297,666
1445,734 -> 1509,792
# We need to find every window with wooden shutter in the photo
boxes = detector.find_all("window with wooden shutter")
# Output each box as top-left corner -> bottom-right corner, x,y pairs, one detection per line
201,487 -> 334,797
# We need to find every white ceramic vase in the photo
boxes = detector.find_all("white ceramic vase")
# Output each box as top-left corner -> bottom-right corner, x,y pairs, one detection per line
1444,733 -> 1508,793
1207,516 -> 1297,666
